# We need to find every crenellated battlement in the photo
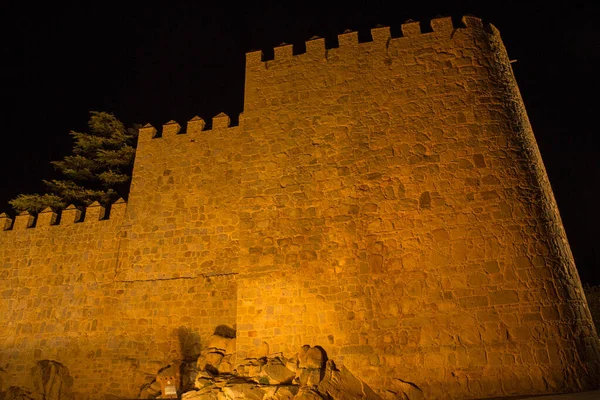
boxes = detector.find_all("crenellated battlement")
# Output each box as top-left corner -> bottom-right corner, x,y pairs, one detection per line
138,112 -> 239,142
245,16 -> 489,65
0,198 -> 126,232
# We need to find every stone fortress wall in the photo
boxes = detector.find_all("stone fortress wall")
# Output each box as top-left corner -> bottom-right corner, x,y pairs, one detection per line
1,16 -> 598,399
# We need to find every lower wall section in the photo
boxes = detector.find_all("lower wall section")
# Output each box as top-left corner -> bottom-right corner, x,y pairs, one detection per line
235,270 -> 600,399
1,265 -> 599,399
0,276 -> 237,399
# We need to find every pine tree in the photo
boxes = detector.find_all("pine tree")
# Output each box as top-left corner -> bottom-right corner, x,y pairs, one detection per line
10,111 -> 138,213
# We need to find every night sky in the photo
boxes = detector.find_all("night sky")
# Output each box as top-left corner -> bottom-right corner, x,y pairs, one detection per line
1,1 -> 598,284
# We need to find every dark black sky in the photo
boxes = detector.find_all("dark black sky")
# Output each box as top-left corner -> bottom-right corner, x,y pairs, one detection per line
1,1 -> 598,284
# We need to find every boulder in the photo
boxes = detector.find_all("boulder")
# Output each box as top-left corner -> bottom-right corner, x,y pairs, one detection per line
218,355 -> 234,374
271,386 -> 299,400
297,369 -> 322,387
305,348 -> 326,370
236,358 -> 265,380
194,377 -> 214,391
285,355 -> 299,374
199,352 -> 224,369
295,346 -> 327,386
207,335 -> 231,353
225,338 -> 236,355
259,361 -> 295,385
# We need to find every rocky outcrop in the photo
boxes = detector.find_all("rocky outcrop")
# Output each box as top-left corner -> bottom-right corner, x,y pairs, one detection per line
177,333 -> 380,400
0,361 -> 73,400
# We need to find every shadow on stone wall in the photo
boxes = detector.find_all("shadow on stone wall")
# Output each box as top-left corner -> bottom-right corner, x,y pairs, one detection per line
178,326 -> 202,363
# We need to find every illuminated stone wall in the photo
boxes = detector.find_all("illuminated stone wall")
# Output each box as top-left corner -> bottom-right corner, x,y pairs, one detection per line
0,16 -> 598,399
0,205 -> 237,398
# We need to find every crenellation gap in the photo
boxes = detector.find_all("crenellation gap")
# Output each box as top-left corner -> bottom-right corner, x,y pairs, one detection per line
420,19 -> 434,33
292,41 -> 306,56
261,47 -> 275,61
357,29 -> 373,43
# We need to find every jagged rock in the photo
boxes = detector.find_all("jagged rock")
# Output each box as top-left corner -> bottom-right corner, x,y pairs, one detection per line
31,360 -> 73,400
219,355 -> 234,374
285,356 -> 299,374
195,378 -> 215,391
235,358 -> 265,380
260,386 -> 278,399
194,369 -> 221,391
181,390 -> 201,399
271,386 -> 299,400
179,343 -> 382,400
207,335 -> 231,352
297,369 -> 322,387
196,331 -> 235,375
181,363 -> 200,393
259,361 -> 295,385
182,389 -> 219,400
317,360 -> 380,400
198,352 -> 224,371
225,339 -> 236,355
294,387 -> 323,400
294,346 -> 327,386
138,379 -> 162,399
221,383 -> 265,400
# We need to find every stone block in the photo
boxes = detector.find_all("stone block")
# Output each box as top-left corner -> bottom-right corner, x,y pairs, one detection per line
489,290 -> 519,305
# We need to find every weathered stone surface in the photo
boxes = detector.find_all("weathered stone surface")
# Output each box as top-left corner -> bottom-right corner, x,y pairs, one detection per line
221,384 -> 265,400
294,388 -> 324,400
272,386 -> 299,400
182,389 -> 219,400
389,379 -> 424,400
297,369 -> 322,388
298,346 -> 325,370
318,361 -> 380,400
259,359 -> 295,385
219,355 -> 234,374
199,353 -> 224,369
207,335 -> 231,352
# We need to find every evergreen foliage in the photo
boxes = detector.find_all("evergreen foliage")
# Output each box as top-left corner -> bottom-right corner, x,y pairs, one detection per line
10,112 -> 138,213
